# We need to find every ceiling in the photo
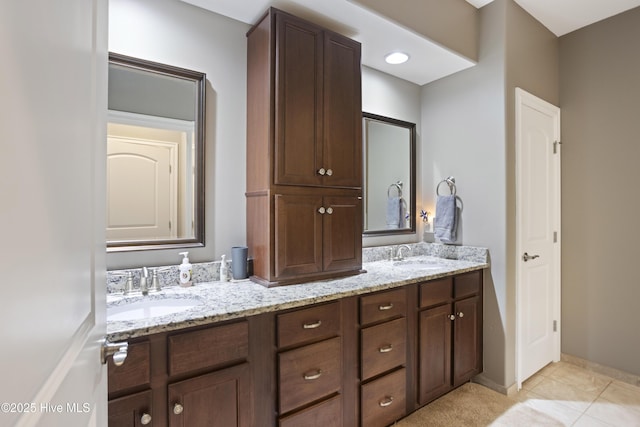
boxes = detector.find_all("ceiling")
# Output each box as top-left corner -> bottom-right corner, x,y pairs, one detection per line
180,0 -> 640,86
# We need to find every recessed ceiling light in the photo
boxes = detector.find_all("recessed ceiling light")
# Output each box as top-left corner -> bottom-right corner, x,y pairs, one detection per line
385,52 -> 409,65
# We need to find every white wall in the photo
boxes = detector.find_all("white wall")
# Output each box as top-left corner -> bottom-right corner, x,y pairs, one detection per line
108,0 -> 249,268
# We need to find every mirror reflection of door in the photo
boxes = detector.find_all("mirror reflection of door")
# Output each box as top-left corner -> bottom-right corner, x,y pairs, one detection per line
107,131 -> 175,241
363,113 -> 416,235
107,116 -> 193,242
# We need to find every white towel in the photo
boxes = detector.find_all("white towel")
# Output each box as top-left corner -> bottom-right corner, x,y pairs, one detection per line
386,197 -> 401,229
434,195 -> 457,243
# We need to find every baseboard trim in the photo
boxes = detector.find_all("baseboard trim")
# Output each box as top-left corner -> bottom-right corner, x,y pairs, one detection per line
472,373 -> 518,396
561,353 -> 640,388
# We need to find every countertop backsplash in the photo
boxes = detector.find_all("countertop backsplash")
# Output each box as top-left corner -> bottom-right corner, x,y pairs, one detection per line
107,260 -> 222,294
362,242 -> 488,263
106,242 -> 488,294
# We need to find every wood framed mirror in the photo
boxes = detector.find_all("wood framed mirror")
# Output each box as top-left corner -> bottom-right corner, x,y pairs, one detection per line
107,53 -> 206,252
362,112 -> 416,235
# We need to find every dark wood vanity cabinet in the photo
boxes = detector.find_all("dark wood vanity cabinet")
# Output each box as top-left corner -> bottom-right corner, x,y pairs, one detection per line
108,320 -> 257,427
274,194 -> 362,279
107,269 -> 484,426
270,10 -> 362,189
246,8 -> 363,287
359,288 -> 408,427
276,301 -> 345,426
417,271 -> 483,405
108,342 -> 152,427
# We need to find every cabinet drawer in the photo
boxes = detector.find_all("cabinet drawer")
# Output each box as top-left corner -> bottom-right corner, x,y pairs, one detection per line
279,337 -> 342,414
360,288 -> 406,326
278,301 -> 340,348
279,394 -> 342,427
454,270 -> 481,299
420,277 -> 452,308
168,321 -> 248,376
108,341 -> 150,395
361,317 -> 406,381
361,368 -> 406,427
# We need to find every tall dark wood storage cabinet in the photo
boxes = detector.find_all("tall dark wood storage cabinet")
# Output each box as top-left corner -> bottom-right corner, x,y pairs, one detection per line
246,8 -> 363,286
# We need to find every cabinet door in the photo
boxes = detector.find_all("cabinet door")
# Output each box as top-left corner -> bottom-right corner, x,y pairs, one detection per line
323,32 -> 362,188
168,363 -> 252,427
418,304 -> 453,405
274,12 -> 323,187
453,295 -> 482,386
275,194 -> 323,277
108,390 -> 152,427
322,196 -> 362,272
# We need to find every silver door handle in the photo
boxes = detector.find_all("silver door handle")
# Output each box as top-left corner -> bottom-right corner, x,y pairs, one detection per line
100,338 -> 128,366
522,252 -> 540,262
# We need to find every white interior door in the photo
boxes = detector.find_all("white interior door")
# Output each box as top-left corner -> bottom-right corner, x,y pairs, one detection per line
516,88 -> 561,388
0,1 -> 108,426
107,136 -> 177,241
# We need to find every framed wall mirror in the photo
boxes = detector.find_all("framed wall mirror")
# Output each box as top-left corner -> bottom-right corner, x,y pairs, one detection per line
107,53 -> 206,252
363,112 -> 416,235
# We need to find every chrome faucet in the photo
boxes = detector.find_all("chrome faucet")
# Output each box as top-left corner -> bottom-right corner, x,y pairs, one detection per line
389,245 -> 412,261
140,267 -> 150,295
396,245 -> 412,260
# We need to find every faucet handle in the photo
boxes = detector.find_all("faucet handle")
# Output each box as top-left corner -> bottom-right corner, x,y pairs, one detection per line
149,269 -> 162,292
123,271 -> 134,295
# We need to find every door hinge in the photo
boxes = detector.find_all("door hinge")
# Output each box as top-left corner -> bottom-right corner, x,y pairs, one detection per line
169,221 -> 172,230
553,231 -> 558,243
553,320 -> 558,332
553,140 -> 562,154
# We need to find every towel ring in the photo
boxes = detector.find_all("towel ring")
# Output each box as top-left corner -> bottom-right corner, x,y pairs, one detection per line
387,181 -> 403,198
436,176 -> 457,196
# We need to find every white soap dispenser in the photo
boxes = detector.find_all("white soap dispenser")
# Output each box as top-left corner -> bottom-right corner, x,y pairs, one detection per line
219,254 -> 229,282
178,251 -> 193,287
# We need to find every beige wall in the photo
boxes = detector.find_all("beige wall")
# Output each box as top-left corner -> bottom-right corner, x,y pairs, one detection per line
559,7 -> 640,376
351,0 -> 478,61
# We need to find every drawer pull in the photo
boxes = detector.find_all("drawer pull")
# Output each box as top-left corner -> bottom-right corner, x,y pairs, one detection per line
303,369 -> 323,380
303,320 -> 322,329
140,413 -> 152,425
379,396 -> 394,407
378,303 -> 394,311
173,403 -> 184,415
378,344 -> 393,353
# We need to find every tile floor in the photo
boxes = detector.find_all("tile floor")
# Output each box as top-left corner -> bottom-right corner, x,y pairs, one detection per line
513,361 -> 640,426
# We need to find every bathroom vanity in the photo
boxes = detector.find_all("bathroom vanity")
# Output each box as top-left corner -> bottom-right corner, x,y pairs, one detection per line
106,245 -> 487,426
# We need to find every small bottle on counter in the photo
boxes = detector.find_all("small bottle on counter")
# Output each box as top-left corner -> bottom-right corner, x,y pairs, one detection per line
178,251 -> 193,287
220,254 -> 229,282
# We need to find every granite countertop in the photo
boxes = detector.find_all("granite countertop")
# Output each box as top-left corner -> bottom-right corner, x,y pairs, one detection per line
107,250 -> 488,341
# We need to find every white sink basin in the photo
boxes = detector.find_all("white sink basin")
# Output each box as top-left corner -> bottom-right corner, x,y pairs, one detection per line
392,258 -> 444,270
107,298 -> 203,321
